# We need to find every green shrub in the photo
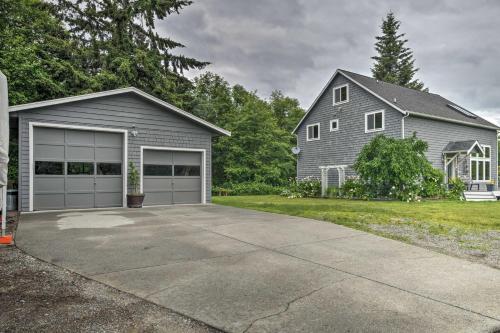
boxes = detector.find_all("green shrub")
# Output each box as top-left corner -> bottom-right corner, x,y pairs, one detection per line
421,167 -> 447,198
354,134 -> 446,201
446,177 -> 466,200
339,177 -> 367,199
128,161 -> 141,194
281,177 -> 321,198
213,182 -> 284,196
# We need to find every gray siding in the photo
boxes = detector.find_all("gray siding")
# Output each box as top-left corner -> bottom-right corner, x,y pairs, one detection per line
297,75 -> 403,186
405,115 -> 498,188
17,93 -> 214,211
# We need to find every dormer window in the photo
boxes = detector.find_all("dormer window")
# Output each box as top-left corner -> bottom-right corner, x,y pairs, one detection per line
333,84 -> 349,105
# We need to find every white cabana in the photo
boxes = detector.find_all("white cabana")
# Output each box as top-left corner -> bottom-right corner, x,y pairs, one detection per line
319,165 -> 349,197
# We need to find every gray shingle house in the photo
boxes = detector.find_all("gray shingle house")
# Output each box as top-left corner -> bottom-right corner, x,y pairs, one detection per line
293,69 -> 499,195
9,87 -> 230,212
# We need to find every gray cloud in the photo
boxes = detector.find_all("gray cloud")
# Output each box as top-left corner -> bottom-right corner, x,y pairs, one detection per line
159,0 -> 500,125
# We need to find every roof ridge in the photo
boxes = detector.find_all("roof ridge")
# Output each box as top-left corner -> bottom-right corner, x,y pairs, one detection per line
338,69 -> 434,95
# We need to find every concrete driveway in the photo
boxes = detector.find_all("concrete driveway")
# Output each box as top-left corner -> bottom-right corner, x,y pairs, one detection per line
17,205 -> 500,333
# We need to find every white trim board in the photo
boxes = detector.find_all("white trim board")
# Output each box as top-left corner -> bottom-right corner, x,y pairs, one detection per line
28,122 -> 128,212
11,87 -> 231,136
140,146 -> 207,204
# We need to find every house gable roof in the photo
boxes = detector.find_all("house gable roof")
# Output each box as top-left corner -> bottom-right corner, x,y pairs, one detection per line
443,140 -> 484,155
9,87 -> 231,136
293,69 -> 499,133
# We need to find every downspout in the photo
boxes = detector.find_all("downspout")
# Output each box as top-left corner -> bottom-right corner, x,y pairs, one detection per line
401,111 -> 410,139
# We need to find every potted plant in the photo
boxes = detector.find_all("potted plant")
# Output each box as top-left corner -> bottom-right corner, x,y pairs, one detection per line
127,161 -> 145,208
486,179 -> 495,192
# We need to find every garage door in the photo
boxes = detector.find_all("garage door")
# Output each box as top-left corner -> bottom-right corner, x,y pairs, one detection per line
33,127 -> 123,210
143,149 -> 202,205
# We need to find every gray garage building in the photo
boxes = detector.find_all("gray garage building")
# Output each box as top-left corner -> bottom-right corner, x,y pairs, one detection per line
8,87 -> 230,212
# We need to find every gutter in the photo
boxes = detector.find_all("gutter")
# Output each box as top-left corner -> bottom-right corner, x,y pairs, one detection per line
407,111 -> 500,131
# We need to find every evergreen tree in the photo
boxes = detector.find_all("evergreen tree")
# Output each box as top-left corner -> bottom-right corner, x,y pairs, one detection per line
371,12 -> 425,91
52,0 -> 208,108
0,0 -> 96,105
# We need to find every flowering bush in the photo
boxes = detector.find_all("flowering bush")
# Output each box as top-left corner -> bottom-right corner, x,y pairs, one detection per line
281,177 -> 321,198
339,177 -> 367,199
354,134 -> 448,201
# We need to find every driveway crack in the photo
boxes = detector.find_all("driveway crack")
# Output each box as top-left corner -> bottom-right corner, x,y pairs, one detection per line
242,277 -> 351,333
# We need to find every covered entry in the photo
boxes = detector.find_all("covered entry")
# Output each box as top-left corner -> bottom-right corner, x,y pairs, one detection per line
141,147 -> 204,206
32,125 -> 125,210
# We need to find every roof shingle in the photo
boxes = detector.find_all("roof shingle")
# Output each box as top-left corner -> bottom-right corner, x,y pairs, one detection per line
339,69 -> 499,129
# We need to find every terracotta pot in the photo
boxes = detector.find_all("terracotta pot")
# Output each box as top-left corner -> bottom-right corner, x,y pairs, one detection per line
127,194 -> 145,208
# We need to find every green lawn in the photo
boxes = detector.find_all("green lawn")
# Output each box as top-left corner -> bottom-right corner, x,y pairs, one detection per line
213,195 -> 500,235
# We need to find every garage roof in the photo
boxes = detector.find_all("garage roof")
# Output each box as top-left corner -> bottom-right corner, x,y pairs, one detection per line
9,87 -> 231,136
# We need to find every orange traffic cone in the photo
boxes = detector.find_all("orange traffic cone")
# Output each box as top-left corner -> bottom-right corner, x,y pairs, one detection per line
0,233 -> 13,245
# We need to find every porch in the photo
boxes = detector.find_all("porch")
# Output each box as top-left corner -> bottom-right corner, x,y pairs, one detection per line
443,140 -> 496,193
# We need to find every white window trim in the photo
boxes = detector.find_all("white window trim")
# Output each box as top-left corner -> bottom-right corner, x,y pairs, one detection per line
306,123 -> 320,141
470,144 -> 492,183
140,146 -> 207,204
365,110 -> 385,133
330,119 -> 339,132
28,122 -> 128,212
333,84 -> 349,105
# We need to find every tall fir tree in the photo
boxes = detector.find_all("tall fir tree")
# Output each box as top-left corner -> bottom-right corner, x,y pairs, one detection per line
51,0 -> 208,108
371,12 -> 425,91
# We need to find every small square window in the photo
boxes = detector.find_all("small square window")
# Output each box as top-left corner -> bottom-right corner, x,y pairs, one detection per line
333,85 -> 348,105
307,123 -> 320,141
330,119 -> 339,132
365,110 -> 384,133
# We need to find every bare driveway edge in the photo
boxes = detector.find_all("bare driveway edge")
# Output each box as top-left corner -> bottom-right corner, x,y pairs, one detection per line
15,204 -> 500,333
0,246 -> 223,333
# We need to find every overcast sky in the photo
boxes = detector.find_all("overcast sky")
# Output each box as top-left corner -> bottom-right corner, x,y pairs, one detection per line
159,0 -> 500,125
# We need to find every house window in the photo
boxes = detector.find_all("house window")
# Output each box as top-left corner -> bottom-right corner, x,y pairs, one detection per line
306,123 -> 320,141
365,110 -> 385,133
330,119 -> 339,132
333,84 -> 349,105
470,145 -> 491,182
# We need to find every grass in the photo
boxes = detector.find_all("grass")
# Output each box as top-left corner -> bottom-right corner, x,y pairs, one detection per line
213,195 -> 500,235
